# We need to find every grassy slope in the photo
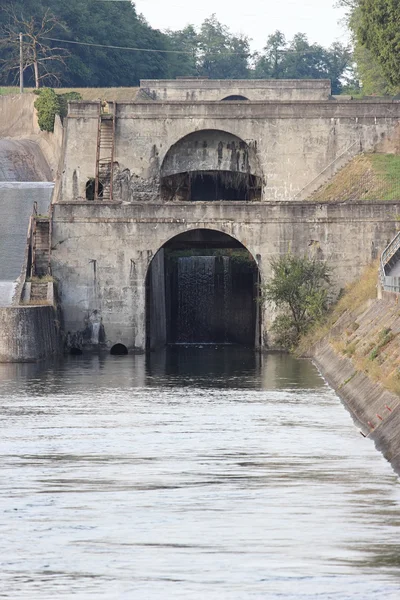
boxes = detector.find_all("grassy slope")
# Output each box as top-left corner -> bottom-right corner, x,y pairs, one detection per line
310,153 -> 400,202
0,87 -> 139,101
298,261 -> 400,396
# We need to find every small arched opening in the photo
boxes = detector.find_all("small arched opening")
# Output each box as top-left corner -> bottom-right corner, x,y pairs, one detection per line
221,95 -> 249,101
70,347 -> 83,356
160,130 -> 262,202
146,229 -> 261,351
86,179 -> 103,201
110,343 -> 128,355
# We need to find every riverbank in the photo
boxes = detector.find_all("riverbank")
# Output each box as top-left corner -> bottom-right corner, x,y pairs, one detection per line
299,262 -> 400,474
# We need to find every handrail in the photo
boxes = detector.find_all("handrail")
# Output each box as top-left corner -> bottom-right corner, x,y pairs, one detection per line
292,140 -> 361,200
380,231 -> 400,293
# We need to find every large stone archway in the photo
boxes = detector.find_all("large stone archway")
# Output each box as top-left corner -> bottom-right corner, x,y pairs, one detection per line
146,229 -> 262,351
160,130 -> 263,202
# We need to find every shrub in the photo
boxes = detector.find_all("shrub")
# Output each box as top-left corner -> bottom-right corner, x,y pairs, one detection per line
34,88 -> 82,132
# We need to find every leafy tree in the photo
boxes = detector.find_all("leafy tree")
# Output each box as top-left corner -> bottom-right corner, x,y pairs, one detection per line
356,0 -> 400,88
164,26 -> 198,78
197,15 -> 251,79
254,31 -> 287,79
253,31 -> 351,93
263,255 -> 331,349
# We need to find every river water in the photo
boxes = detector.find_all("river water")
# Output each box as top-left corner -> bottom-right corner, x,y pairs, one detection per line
0,348 -> 399,599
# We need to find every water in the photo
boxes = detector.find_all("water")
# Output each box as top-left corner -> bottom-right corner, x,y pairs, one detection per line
175,256 -> 254,344
0,183 -> 53,306
0,348 -> 399,599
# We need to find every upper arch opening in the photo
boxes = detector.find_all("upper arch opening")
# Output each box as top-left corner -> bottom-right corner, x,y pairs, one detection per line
220,95 -> 249,101
160,129 -> 262,202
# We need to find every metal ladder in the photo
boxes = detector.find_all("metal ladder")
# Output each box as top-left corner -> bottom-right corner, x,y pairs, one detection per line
95,103 -> 116,201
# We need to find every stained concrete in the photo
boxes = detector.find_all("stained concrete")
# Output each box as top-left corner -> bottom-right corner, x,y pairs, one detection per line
51,200 -> 400,351
140,79 -> 332,102
59,98 -> 400,204
0,305 -> 60,362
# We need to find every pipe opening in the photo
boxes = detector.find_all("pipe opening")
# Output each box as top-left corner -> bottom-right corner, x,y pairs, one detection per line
110,343 -> 128,355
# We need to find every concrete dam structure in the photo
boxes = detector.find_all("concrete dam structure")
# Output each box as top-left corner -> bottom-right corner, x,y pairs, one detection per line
49,78 -> 400,353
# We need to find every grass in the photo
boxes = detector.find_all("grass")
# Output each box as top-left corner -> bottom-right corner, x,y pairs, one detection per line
297,260 -> 379,355
309,153 -> 400,202
0,86 -> 139,101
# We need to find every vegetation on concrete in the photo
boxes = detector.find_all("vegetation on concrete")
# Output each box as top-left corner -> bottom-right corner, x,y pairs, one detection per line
309,154 -> 400,203
34,88 -> 82,131
298,260 -> 400,396
263,255 -> 331,349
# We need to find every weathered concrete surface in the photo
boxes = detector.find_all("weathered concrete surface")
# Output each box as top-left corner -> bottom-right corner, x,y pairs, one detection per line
0,305 -> 60,362
60,99 -> 400,203
0,94 -> 63,178
311,292 -> 400,475
140,79 -> 332,102
51,200 -> 400,351
0,140 -> 52,181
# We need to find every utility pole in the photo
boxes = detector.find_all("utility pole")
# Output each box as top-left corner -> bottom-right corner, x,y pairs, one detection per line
19,32 -> 24,94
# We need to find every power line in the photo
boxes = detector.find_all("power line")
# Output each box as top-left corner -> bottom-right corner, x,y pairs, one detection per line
42,36 -> 344,57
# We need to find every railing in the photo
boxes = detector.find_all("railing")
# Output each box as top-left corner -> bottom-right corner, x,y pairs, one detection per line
292,140 -> 361,201
380,231 -> 400,293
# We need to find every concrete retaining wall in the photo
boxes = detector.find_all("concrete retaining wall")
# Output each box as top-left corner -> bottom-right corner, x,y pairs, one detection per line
0,94 -> 63,178
0,305 -> 60,362
311,292 -> 400,475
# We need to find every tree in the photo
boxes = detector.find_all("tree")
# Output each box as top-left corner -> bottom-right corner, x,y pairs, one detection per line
197,15 -> 251,79
0,6 -> 70,88
263,255 -> 331,349
254,31 -> 287,79
356,0 -> 400,87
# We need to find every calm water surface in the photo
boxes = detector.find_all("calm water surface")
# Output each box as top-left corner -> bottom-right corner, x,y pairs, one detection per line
0,348 -> 399,599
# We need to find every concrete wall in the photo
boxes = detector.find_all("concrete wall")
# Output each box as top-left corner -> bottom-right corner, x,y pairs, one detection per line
51,200 -> 400,352
311,292 -> 400,475
0,94 -> 63,178
0,305 -> 60,362
140,79 -> 332,102
60,100 -> 400,203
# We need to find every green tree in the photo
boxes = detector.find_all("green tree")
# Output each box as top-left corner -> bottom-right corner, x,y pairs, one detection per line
254,31 -> 287,78
197,15 -> 251,79
263,255 -> 331,349
356,0 -> 400,87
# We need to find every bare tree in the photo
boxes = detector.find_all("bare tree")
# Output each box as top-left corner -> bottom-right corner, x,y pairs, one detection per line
0,6 -> 70,88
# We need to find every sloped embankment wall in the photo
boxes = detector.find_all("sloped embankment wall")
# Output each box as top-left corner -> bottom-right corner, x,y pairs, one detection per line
0,94 -> 62,178
312,292 -> 400,474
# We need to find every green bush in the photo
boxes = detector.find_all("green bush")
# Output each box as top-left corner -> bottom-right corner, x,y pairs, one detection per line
34,88 -> 82,132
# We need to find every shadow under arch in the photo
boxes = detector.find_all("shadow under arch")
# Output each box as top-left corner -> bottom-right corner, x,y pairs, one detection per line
221,95 -> 249,101
160,129 -> 262,202
146,228 -> 262,351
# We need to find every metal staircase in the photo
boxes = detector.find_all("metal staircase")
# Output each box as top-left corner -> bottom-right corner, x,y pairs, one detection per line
95,103 -> 116,201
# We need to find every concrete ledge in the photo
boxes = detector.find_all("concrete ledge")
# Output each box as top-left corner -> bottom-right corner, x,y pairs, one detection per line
0,305 -> 60,362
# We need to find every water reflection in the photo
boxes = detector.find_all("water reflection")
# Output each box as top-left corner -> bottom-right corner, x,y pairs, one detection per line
0,348 -> 399,599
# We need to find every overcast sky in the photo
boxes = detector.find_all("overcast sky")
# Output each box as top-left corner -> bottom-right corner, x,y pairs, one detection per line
134,0 -> 348,50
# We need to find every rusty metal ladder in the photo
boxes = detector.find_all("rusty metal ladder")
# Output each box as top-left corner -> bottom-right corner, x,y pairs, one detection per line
95,102 -> 116,201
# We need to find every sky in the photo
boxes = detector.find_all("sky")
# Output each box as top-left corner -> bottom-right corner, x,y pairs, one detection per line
134,0 -> 349,50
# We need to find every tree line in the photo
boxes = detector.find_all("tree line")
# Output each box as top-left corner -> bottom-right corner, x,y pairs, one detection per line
337,0 -> 400,95
0,1 -> 351,93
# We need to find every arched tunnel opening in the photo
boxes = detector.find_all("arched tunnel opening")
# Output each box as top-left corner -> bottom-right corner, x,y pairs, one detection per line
160,130 -> 262,202
146,230 -> 261,351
